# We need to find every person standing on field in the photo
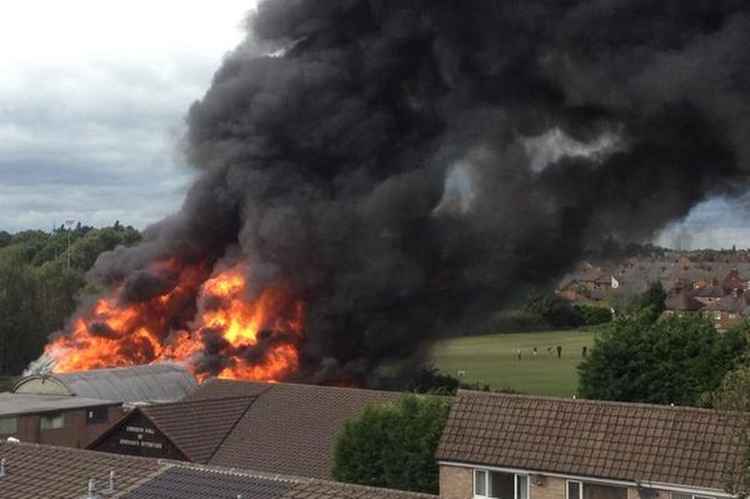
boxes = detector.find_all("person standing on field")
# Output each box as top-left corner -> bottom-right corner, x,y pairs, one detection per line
556,345 -> 562,359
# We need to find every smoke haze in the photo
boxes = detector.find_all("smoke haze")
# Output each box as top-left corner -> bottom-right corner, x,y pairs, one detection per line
58,1 -> 750,385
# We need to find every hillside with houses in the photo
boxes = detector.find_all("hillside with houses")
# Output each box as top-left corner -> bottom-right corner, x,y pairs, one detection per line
557,249 -> 750,330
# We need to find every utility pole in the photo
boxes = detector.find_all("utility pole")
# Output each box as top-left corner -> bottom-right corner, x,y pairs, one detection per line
65,219 -> 75,271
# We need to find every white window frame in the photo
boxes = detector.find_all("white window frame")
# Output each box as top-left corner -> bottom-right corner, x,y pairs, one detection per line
473,468 -> 529,499
567,480 -> 583,499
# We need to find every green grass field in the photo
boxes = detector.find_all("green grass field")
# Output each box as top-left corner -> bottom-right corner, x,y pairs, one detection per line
431,329 -> 596,396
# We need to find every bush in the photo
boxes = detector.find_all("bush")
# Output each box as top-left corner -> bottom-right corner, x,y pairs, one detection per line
333,395 -> 451,494
574,304 -> 612,326
524,293 -> 584,328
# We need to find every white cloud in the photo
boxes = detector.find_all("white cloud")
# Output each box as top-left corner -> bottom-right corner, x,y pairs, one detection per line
0,1 -> 257,232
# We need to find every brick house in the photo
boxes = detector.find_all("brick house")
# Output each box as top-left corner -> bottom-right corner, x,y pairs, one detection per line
557,267 -> 616,302
0,392 -> 122,449
0,363 -> 197,449
722,270 -> 747,295
436,391 -> 744,499
663,292 -> 704,318
701,294 -> 749,332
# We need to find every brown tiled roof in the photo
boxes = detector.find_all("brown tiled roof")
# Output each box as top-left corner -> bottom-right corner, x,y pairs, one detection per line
207,381 -> 402,479
436,390 -> 746,492
182,377 -> 273,401
0,441 -> 436,499
88,395 -> 257,464
665,291 -> 704,311
140,396 -> 256,463
285,480 -> 437,499
703,295 -> 746,314
0,441 -> 159,499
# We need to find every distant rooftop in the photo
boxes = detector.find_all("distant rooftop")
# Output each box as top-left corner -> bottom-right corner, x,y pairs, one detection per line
0,393 -> 119,418
13,363 -> 197,404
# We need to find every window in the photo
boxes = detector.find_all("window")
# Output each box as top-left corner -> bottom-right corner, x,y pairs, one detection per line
475,470 -> 487,496
40,413 -> 64,430
673,494 -> 714,499
582,484 -> 627,499
86,407 -> 108,424
567,481 -> 582,499
0,417 -> 17,434
474,470 -> 528,499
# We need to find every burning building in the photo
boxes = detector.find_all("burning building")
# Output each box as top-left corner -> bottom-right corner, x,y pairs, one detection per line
34,1 -> 750,386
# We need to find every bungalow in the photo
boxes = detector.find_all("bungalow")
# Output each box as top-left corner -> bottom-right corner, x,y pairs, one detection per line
557,267 -> 617,302
702,294 -> 750,332
722,270 -> 748,295
436,390 -> 745,499
663,292 -> 704,318
88,379 -> 402,479
0,364 -> 197,449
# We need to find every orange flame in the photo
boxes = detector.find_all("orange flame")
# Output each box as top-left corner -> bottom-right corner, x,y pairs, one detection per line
44,260 -> 304,383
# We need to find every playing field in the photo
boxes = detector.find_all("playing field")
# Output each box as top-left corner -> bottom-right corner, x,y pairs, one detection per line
430,329 -> 596,396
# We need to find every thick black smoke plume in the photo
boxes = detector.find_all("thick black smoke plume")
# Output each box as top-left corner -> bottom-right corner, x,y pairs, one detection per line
86,1 -> 750,385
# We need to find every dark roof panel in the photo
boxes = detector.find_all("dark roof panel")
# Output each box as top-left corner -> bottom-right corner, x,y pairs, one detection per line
121,466 -> 295,499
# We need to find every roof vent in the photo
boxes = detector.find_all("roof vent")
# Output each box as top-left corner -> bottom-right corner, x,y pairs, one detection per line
0,458 -> 6,478
102,471 -> 116,495
79,478 -> 101,499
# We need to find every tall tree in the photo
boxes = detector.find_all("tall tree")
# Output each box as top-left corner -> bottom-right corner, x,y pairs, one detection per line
333,395 -> 451,494
578,314 -> 747,405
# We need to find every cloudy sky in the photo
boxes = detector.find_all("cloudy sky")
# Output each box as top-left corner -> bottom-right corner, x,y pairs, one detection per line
0,0 -> 746,249
0,0 -> 256,232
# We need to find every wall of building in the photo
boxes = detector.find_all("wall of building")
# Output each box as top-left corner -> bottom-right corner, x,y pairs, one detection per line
440,465 -> 473,499
90,411 -> 187,461
530,475 -> 566,499
0,405 -> 123,449
439,464 -> 680,499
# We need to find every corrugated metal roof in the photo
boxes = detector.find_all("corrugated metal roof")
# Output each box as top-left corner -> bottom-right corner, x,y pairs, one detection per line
0,393 -> 119,417
14,363 -> 197,404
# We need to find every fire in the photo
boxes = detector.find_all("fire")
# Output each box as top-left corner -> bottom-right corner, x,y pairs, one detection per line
44,260 -> 305,382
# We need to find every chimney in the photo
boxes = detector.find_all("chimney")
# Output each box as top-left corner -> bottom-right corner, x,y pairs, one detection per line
0,458 -> 6,478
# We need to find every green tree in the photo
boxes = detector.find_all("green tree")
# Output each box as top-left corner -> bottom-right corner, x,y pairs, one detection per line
704,363 -> 750,496
524,292 -> 583,328
0,224 -> 141,375
333,395 -> 451,494
574,304 -> 612,326
0,231 -> 11,248
638,281 -> 667,315
578,314 -> 747,405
